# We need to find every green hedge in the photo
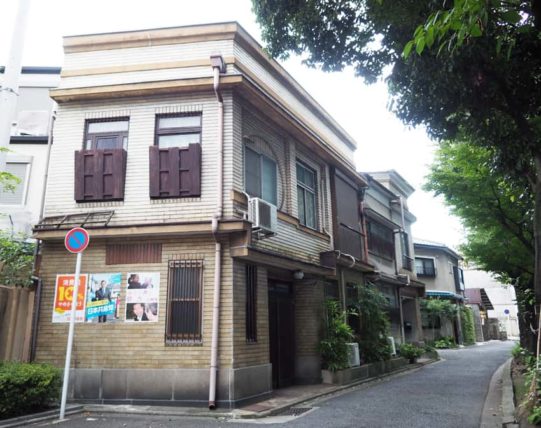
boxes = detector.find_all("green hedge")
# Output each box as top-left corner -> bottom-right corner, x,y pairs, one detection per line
0,362 -> 61,420
461,306 -> 476,345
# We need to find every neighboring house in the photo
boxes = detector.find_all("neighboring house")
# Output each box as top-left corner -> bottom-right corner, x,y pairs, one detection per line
414,239 -> 465,343
32,23 -> 374,408
464,269 -> 519,339
0,66 -> 60,235
362,171 -> 425,346
463,288 -> 494,342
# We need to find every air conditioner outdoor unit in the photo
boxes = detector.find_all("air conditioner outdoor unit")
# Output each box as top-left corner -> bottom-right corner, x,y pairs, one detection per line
346,342 -> 360,367
397,274 -> 410,285
248,197 -> 277,235
388,336 -> 397,356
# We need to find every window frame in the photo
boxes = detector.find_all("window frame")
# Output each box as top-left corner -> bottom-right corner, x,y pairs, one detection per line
154,113 -> 202,148
165,259 -> 204,345
415,257 -> 436,277
366,219 -> 395,260
0,161 -> 31,207
296,160 -> 318,230
243,145 -> 278,206
84,117 -> 130,150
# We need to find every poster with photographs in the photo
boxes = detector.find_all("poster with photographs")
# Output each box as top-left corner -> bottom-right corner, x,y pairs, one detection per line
52,274 -> 88,323
125,272 -> 160,322
85,273 -> 122,323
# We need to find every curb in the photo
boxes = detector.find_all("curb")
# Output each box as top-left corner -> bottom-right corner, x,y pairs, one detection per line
501,358 -> 518,428
0,405 -> 84,428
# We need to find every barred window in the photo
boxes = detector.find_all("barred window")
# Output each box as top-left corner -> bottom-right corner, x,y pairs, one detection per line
166,260 -> 203,344
245,264 -> 257,342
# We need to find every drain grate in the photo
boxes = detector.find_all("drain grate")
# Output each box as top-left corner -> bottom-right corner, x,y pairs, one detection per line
281,407 -> 313,417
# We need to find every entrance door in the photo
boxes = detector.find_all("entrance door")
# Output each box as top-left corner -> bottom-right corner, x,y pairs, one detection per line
268,281 -> 295,389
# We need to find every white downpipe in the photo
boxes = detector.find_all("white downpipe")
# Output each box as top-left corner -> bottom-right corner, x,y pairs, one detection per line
209,61 -> 224,410
0,0 -> 32,171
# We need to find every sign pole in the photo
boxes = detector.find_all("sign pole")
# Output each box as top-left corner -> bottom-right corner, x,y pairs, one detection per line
59,251 -> 82,420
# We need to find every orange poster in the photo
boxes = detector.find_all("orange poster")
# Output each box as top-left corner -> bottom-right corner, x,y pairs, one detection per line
52,274 -> 88,323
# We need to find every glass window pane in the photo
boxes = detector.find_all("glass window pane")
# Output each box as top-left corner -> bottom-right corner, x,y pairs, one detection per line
297,186 -> 305,225
0,163 -> 27,205
158,133 -> 200,148
296,163 -> 304,184
96,136 -> 121,150
244,147 -> 261,198
304,167 -> 315,189
261,156 -> 277,205
305,190 -> 316,228
159,115 -> 201,129
88,120 -> 128,133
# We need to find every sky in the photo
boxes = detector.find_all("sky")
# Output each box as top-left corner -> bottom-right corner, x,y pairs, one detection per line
0,0 -> 465,249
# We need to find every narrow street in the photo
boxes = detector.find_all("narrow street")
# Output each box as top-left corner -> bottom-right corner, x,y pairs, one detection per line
31,341 -> 514,428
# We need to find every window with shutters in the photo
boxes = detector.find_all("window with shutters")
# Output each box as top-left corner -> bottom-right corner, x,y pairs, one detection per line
166,260 -> 203,344
149,113 -> 202,198
0,162 -> 29,205
74,118 -> 129,202
244,146 -> 277,206
245,264 -> 257,342
415,257 -> 436,277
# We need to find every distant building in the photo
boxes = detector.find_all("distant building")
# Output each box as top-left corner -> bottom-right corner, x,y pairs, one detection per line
463,269 -> 519,339
414,239 -> 465,343
0,66 -> 60,235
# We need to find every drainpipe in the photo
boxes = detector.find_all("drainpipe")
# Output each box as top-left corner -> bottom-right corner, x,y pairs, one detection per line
209,54 -> 225,410
29,110 -> 55,361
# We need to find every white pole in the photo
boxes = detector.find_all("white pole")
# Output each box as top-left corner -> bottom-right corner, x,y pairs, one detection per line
0,0 -> 32,171
59,252 -> 82,420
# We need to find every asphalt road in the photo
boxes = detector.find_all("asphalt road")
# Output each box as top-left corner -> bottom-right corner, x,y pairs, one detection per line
34,341 -> 514,428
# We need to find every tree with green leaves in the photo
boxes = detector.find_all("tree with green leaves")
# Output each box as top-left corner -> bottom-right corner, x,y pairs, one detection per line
426,140 -> 536,350
421,298 -> 457,341
0,232 -> 35,288
253,0 -> 541,302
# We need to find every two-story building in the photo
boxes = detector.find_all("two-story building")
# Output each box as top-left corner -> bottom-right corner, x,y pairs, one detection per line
362,171 -> 424,347
414,239 -> 465,343
32,23 -> 373,408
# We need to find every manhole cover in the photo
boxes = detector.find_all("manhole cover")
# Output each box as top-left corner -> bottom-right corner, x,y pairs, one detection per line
281,407 -> 313,417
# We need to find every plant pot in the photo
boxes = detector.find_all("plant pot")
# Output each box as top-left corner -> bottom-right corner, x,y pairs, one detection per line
409,357 -> 417,364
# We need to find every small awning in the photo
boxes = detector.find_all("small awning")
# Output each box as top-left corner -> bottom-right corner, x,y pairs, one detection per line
426,290 -> 464,301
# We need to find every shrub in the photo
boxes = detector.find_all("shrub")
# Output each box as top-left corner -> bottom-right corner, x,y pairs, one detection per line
399,343 -> 424,362
320,300 -> 355,372
0,362 -> 61,420
433,336 -> 457,349
352,283 -> 392,363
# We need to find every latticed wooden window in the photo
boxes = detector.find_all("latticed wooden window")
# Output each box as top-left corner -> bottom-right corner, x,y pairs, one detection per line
245,264 -> 257,342
166,260 -> 203,344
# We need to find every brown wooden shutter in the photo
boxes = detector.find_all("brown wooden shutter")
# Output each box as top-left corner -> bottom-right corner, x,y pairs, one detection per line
149,146 -> 160,198
149,144 -> 201,198
74,149 -> 126,202
185,143 -> 201,197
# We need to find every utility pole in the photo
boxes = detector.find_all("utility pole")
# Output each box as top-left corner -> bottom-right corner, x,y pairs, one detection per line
0,0 -> 32,172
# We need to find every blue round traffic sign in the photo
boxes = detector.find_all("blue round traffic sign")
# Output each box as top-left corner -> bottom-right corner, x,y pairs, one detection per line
504,309 -> 510,315
64,227 -> 90,253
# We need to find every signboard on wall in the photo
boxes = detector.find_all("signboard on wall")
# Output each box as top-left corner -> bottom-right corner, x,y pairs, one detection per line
125,272 -> 160,322
52,274 -> 88,323
85,273 -> 122,323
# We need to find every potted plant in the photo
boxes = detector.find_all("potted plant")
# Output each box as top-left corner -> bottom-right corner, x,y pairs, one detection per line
399,343 -> 424,364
